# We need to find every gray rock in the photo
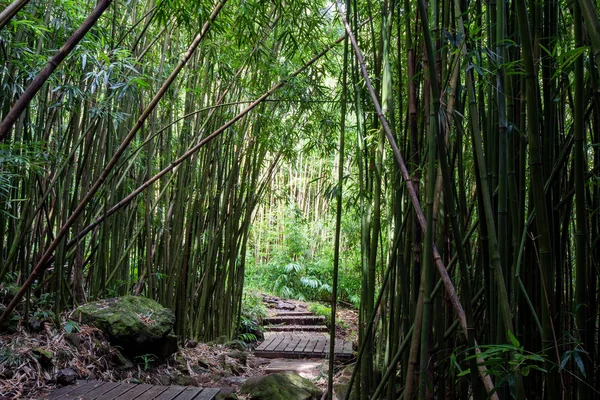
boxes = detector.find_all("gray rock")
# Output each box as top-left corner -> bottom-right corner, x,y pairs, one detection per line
56,368 -> 77,386
241,371 -> 322,400
175,375 -> 197,386
64,333 -> 81,348
72,295 -> 177,358
158,375 -> 171,386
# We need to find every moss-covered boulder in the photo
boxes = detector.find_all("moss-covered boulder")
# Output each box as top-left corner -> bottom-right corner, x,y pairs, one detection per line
332,363 -> 358,400
72,295 -> 176,358
241,371 -> 322,400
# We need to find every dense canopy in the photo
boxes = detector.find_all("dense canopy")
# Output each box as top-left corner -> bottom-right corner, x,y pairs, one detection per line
1,0 -> 600,398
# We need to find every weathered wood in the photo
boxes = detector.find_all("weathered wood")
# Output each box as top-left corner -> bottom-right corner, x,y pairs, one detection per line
45,381 -> 104,399
271,311 -> 313,316
170,387 -> 204,400
263,315 -> 326,325
194,388 -> 221,400
255,332 -> 352,359
113,384 -> 154,399
264,324 -> 328,332
132,385 -> 170,400
78,381 -> 121,399
265,360 -> 326,373
46,382 -> 220,400
96,383 -> 137,399
153,386 -> 187,400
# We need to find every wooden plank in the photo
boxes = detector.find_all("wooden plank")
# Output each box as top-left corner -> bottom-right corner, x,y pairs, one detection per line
265,360 -> 324,373
283,337 -> 300,352
272,311 -> 313,316
193,388 -> 220,400
264,334 -> 284,351
263,316 -> 326,325
170,387 -> 202,400
131,385 -> 170,400
95,383 -> 137,399
265,335 -> 285,351
314,339 -> 328,354
274,337 -> 292,351
255,335 -> 276,351
76,381 -> 120,399
113,384 -> 153,400
45,381 -> 103,400
154,386 -> 187,400
294,337 -> 309,352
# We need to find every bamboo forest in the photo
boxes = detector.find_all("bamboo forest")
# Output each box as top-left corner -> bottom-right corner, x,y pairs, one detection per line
1,0 -> 600,398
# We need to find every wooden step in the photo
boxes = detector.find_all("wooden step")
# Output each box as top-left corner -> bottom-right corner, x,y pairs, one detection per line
45,381 -> 220,400
255,332 -> 353,359
265,360 -> 327,374
264,324 -> 329,332
263,315 -> 326,325
272,311 -> 313,317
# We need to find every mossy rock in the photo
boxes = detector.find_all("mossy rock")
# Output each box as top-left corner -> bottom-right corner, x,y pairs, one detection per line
241,371 -> 322,400
72,295 -> 176,358
33,347 -> 53,368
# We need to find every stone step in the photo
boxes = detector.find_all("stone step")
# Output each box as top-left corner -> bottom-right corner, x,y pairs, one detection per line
264,324 -> 329,332
263,315 -> 327,326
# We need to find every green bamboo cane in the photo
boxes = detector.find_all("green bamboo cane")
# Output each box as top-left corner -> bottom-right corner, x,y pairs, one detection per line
336,2 -> 499,396
513,1 -> 562,397
574,2 -> 589,398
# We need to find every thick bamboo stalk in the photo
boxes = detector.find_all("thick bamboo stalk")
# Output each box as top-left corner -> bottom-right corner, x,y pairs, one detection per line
0,0 -> 228,327
0,0 -> 114,142
335,2 -> 498,397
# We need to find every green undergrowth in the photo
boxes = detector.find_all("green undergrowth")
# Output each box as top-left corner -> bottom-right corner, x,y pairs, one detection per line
308,302 -> 332,325
238,291 -> 268,343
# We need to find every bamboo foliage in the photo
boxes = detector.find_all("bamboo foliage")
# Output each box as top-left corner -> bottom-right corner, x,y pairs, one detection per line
1,0 -> 600,398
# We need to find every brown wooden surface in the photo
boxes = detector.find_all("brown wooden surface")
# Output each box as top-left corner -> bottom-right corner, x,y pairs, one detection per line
43,381 -> 219,400
263,315 -> 326,325
255,332 -> 353,359
264,324 -> 329,332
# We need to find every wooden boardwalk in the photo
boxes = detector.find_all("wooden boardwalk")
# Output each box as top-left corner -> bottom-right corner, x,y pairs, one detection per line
258,300 -> 355,360
254,331 -> 353,359
44,381 -> 219,400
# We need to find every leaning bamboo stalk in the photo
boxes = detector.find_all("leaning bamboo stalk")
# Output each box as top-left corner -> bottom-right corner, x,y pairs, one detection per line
44,24 -> 354,272
0,0 -> 228,327
0,0 -> 31,30
0,0 -> 114,141
334,2 -> 498,397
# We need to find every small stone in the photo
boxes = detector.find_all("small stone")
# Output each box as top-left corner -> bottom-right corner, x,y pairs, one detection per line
185,339 -> 198,348
227,350 -> 247,365
56,368 -> 77,386
33,348 -> 53,368
175,352 -> 188,373
111,349 -> 134,370
64,333 -> 81,348
158,375 -> 171,386
175,375 -> 197,386
27,317 -> 44,332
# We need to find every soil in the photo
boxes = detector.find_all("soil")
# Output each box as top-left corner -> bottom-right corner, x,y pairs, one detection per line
0,294 -> 358,399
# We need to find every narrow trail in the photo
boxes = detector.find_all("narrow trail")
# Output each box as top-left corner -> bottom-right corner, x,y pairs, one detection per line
254,296 -> 353,376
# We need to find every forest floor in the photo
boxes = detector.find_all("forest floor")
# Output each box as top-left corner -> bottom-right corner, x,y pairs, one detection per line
0,295 -> 358,399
